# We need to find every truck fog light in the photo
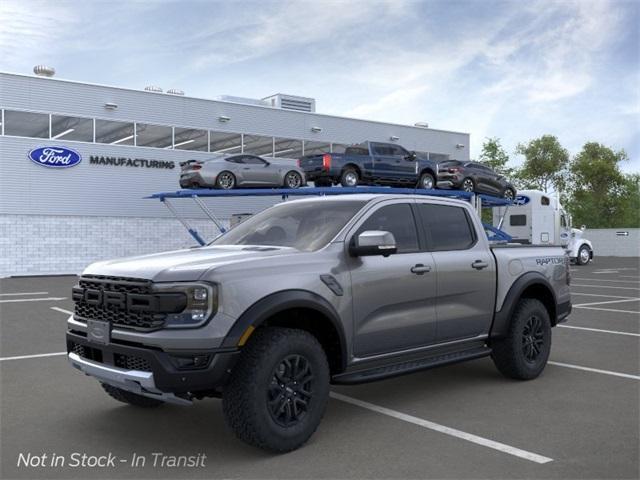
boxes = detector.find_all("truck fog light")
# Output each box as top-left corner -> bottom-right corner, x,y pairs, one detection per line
191,310 -> 206,322
170,354 -> 211,370
193,288 -> 208,301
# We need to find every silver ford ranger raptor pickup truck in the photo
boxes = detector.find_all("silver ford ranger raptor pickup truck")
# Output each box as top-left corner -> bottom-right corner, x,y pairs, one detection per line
67,194 -> 571,452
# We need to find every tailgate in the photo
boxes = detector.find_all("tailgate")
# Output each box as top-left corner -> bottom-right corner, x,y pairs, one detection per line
299,154 -> 325,171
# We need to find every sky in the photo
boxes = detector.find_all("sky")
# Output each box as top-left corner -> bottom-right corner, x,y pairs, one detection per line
1,0 -> 638,172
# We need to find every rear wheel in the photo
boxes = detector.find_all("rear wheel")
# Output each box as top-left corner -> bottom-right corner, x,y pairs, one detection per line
340,168 -> 359,187
222,327 -> 330,452
216,171 -> 236,189
417,172 -> 435,189
101,383 -> 164,407
491,298 -> 551,380
503,187 -> 515,201
461,177 -> 475,193
284,171 -> 303,189
576,245 -> 591,265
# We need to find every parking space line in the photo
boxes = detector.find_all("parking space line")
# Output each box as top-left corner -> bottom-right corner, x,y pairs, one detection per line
0,352 -> 67,362
574,306 -> 640,314
0,297 -> 67,304
570,292 -> 637,299
548,362 -> 640,380
574,298 -> 640,307
557,325 -> 640,337
51,307 -> 73,315
571,284 -> 640,291
572,278 -> 640,284
621,275 -> 640,279
330,392 -> 553,464
0,292 -> 49,296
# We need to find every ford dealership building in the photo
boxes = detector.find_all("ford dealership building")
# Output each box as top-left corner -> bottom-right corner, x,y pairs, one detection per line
0,70 -> 470,277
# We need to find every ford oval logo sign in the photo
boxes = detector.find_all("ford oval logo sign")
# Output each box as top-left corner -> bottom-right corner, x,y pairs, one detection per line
513,195 -> 530,206
28,146 -> 82,168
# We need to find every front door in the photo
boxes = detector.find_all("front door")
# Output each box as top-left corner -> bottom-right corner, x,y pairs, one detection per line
348,202 -> 437,357
371,143 -> 416,184
415,201 -> 496,342
240,155 -> 277,185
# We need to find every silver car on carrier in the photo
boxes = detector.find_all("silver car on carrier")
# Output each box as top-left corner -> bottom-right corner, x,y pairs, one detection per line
179,154 -> 306,189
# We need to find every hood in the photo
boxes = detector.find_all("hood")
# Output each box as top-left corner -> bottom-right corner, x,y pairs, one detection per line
82,245 -> 296,282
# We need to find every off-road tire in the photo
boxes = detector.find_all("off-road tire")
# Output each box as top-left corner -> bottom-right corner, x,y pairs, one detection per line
222,327 -> 330,453
491,298 -> 552,380
100,383 -> 164,407
340,168 -> 359,187
418,172 -> 436,189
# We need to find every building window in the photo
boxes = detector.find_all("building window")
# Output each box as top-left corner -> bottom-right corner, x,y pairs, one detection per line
210,131 -> 242,154
51,115 -> 93,142
136,123 -> 173,148
244,134 -> 274,156
173,127 -> 208,151
274,138 -> 303,159
4,110 -> 49,138
303,141 -> 330,156
95,119 -> 135,145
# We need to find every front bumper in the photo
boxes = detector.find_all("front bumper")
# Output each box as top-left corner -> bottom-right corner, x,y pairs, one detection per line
66,331 -> 240,401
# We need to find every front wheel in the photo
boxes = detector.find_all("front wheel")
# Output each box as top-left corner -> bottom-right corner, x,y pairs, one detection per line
284,171 -> 303,189
222,327 -> 330,452
576,245 -> 591,265
490,298 -> 551,380
417,172 -> 435,189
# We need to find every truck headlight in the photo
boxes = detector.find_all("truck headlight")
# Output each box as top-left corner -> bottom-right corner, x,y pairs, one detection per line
153,282 -> 218,328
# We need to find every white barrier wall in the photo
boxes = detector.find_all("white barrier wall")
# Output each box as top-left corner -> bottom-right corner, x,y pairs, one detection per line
585,228 -> 640,257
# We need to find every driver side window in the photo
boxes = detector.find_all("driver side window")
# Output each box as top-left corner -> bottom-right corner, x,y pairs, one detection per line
356,204 -> 419,253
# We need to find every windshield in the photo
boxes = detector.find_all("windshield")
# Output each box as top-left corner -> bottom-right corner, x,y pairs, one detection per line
210,200 -> 367,251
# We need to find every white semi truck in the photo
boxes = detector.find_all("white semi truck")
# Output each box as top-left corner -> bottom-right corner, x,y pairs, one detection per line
493,190 -> 594,265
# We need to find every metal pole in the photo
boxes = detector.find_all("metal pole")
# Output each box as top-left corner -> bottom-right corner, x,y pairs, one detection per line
192,195 -> 227,233
161,198 -> 206,246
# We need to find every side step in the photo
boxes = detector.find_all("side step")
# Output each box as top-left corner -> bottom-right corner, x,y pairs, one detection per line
332,346 -> 491,385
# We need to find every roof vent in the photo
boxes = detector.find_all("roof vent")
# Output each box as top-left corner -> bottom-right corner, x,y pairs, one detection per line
33,65 -> 55,77
144,85 -> 163,93
167,88 -> 185,96
262,94 -> 315,113
414,122 -> 429,128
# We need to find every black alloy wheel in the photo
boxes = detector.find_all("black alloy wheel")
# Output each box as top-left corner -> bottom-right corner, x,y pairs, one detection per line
522,315 -> 545,363
268,354 -> 314,427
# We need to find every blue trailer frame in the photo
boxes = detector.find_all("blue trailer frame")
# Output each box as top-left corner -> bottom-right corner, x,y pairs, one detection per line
146,187 -> 513,246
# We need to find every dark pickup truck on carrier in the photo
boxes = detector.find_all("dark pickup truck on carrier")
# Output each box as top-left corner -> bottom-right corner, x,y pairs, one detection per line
299,141 -> 439,189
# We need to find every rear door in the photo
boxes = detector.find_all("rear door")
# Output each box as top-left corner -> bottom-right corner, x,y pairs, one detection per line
348,201 -> 437,357
415,201 -> 496,342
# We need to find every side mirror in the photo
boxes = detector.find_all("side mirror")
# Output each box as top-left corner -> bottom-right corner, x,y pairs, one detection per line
349,230 -> 397,257
405,151 -> 417,161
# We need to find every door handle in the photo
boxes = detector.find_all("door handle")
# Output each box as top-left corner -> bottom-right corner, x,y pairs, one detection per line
411,264 -> 432,275
471,260 -> 489,270
243,167 -> 251,170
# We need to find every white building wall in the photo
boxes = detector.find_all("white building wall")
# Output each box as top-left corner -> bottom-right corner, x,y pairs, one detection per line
585,229 -> 640,257
0,214 -> 229,277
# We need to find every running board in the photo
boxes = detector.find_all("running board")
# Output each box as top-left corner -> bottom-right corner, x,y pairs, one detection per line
332,346 -> 492,385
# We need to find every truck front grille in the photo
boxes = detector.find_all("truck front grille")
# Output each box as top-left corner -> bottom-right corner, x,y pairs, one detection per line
114,353 -> 152,372
73,275 -> 167,330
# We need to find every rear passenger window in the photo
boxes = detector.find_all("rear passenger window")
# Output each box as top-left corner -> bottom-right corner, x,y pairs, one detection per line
510,215 -> 527,226
356,204 -> 419,253
417,204 -> 475,251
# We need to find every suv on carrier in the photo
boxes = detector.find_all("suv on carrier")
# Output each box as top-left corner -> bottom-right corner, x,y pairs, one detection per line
67,194 -> 570,452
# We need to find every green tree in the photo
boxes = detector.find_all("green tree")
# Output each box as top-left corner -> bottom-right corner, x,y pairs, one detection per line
479,137 -> 513,176
566,142 -> 638,228
515,135 -> 569,192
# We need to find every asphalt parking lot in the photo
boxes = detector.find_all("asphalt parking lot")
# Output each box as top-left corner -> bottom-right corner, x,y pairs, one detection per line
1,256 -> 638,479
